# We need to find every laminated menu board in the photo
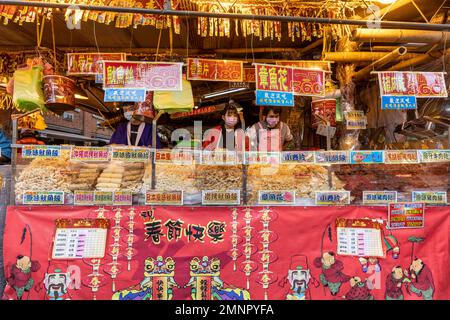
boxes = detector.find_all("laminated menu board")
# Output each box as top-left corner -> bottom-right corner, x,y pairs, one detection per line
52,219 -> 110,260
336,218 -> 385,258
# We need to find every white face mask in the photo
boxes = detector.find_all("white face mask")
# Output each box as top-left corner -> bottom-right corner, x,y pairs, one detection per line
124,111 -> 133,121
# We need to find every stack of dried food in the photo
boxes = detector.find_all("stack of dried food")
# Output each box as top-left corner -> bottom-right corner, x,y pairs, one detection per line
153,164 -> 198,193
120,162 -> 145,193
194,165 -> 242,191
96,162 -> 125,192
14,150 -> 72,200
247,164 -> 347,204
68,163 -> 101,191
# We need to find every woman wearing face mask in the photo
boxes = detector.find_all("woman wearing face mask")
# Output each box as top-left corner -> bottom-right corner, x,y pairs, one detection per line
203,104 -> 247,151
247,106 -> 293,152
109,106 -> 161,148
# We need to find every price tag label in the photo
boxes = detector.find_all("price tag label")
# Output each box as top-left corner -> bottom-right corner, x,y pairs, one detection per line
258,191 -> 296,205
202,190 -> 241,205
145,191 -> 184,206
23,191 -> 65,205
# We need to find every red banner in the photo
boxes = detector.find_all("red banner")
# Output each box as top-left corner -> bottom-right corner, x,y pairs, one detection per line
3,206 -> 449,300
66,53 -> 126,75
255,63 -> 326,96
243,67 -> 256,83
103,61 -> 183,91
187,58 -> 243,82
312,99 -> 336,128
378,72 -> 448,98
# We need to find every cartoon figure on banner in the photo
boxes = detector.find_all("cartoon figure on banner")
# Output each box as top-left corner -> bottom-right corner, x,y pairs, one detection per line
184,256 -> 250,300
42,267 -> 72,300
6,255 -> 41,300
406,258 -> 435,300
314,252 -> 350,296
112,256 -> 179,300
358,257 -> 381,273
342,277 -> 374,300
385,265 -> 410,300
279,255 -> 319,300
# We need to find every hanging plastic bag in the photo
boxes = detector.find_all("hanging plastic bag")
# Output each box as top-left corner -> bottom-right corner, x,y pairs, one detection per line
153,79 -> 194,114
12,65 -> 46,112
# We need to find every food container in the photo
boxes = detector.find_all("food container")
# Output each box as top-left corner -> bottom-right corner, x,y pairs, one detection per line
43,75 -> 76,114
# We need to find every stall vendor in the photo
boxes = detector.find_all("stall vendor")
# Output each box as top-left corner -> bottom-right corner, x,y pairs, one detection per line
247,106 -> 293,152
0,128 -> 12,164
202,103 -> 248,151
109,107 -> 161,148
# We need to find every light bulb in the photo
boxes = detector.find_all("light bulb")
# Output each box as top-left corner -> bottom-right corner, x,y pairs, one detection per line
377,0 -> 397,4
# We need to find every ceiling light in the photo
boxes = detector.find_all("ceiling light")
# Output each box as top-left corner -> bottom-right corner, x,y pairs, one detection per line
377,0 -> 397,4
202,88 -> 248,100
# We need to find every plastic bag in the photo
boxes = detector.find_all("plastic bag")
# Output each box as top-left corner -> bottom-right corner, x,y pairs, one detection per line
153,79 -> 194,114
13,66 -> 46,112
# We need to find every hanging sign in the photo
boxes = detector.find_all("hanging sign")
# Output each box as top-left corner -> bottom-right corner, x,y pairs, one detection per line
111,147 -> 151,162
52,218 -> 110,259
70,147 -> 110,162
378,71 -> 448,98
258,191 -> 296,205
315,191 -> 351,205
381,95 -> 417,110
291,68 -> 326,97
23,191 -> 65,205
412,191 -> 447,204
344,111 -> 367,130
363,191 -> 397,205
280,151 -> 315,164
388,202 -> 425,229
74,191 -> 95,206
312,99 -> 336,128
145,190 -> 184,206
255,64 -> 293,93
201,150 -> 239,165
350,151 -> 385,164
187,58 -> 243,82
276,60 -> 332,72
104,88 -> 147,102
67,53 -> 126,75
202,190 -> 241,206
419,150 -> 450,163
21,145 -> 61,159
385,150 -> 419,164
314,151 -> 349,164
103,61 -> 183,91
336,218 -> 385,258
255,90 -> 294,106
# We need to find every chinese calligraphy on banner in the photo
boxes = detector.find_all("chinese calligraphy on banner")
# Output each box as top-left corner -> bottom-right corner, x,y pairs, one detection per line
187,58 -> 243,82
103,61 -> 183,91
378,72 -> 448,98
255,63 -> 326,106
276,60 -> 332,72
67,53 -> 126,75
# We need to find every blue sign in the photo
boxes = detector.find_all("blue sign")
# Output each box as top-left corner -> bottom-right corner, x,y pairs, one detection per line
95,73 -> 103,84
350,151 -> 384,164
381,95 -> 417,110
104,88 -> 146,102
256,90 -> 294,107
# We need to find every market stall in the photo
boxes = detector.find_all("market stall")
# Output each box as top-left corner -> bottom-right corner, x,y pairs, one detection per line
0,0 -> 449,300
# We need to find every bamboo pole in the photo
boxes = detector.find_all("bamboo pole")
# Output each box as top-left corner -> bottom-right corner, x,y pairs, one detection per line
388,48 -> 450,71
351,29 -> 450,44
322,51 -> 420,63
353,47 -> 408,81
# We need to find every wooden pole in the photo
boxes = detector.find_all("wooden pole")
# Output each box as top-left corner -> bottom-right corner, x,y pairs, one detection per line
351,29 -> 450,44
353,47 -> 408,81
388,48 -> 450,71
323,51 -> 420,63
